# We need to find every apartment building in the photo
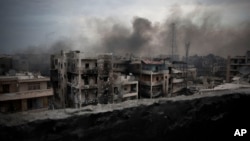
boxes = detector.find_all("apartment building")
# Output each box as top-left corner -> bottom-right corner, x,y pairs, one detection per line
0,72 -> 53,113
112,58 -> 186,98
51,50 -> 114,108
139,59 -> 171,98
171,68 -> 185,95
51,50 -> 198,108
226,51 -> 250,82
113,74 -> 138,102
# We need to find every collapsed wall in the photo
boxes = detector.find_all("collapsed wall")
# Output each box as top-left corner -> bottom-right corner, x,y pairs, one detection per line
97,54 -> 113,104
0,92 -> 250,141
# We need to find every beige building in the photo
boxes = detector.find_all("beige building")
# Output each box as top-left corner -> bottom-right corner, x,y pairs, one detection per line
113,74 -> 138,102
0,72 -> 53,113
171,68 -> 185,94
226,51 -> 250,82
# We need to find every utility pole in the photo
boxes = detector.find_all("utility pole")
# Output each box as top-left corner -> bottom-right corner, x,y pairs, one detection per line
185,41 -> 190,93
150,71 -> 152,99
171,23 -> 176,62
78,54 -> 81,108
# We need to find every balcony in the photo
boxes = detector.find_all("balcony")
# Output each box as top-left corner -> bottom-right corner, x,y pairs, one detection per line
173,78 -> 184,83
140,80 -> 163,86
113,67 -> 126,72
0,89 -> 53,101
81,84 -> 98,89
140,69 -> 169,75
122,92 -> 138,98
82,68 -> 98,74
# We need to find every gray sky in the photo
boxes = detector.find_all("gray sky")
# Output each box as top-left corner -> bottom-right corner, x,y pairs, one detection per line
0,0 -> 250,57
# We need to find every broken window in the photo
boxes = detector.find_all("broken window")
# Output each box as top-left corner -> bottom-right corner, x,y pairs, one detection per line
85,63 -> 89,69
2,84 -> 10,93
103,77 -> 108,82
104,63 -> 108,69
27,98 -> 43,110
131,84 -> 137,92
136,64 -> 140,69
83,76 -> 89,85
95,77 -> 97,84
156,66 -> 159,72
124,87 -> 127,91
156,77 -> 159,81
47,82 -> 51,89
114,87 -> 119,95
28,83 -> 40,90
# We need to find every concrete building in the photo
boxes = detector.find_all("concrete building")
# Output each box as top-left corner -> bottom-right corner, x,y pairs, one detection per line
171,68 -> 184,94
139,59 -> 171,98
113,74 -> 138,102
113,58 -> 130,74
51,50 -> 197,108
113,57 -> 188,98
0,72 -> 53,113
226,51 -> 250,82
51,51 -> 115,108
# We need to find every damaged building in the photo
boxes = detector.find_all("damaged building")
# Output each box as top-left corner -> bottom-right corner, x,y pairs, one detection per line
0,72 -> 53,113
139,59 -> 171,98
51,50 -> 197,108
226,50 -> 250,82
113,74 -> 138,102
51,51 -> 116,108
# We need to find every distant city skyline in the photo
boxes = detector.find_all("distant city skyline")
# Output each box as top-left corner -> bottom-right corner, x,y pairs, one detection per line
0,0 -> 250,57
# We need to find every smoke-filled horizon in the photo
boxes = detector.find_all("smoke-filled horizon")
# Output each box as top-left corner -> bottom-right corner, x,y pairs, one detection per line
1,1 -> 250,58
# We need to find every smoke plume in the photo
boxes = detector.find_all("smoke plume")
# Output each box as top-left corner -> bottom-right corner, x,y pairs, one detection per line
2,4 -> 250,75
98,4 -> 250,57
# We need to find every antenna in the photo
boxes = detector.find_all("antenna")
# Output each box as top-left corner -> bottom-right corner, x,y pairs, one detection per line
185,41 -> 190,64
185,41 -> 190,91
171,23 -> 176,62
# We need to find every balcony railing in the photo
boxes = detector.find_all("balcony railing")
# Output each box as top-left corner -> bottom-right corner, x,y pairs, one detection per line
140,69 -> 169,75
173,78 -> 184,83
122,92 -> 138,98
0,89 -> 53,101
81,84 -> 98,89
140,80 -> 163,86
82,68 -> 98,74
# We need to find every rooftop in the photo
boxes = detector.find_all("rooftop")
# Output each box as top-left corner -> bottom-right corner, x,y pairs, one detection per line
0,72 -> 48,81
141,60 -> 164,65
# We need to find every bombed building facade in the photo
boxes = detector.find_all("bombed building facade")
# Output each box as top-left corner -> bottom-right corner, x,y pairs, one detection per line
51,51 -> 115,108
139,59 -> 171,98
226,51 -> 250,82
50,50 -> 196,108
